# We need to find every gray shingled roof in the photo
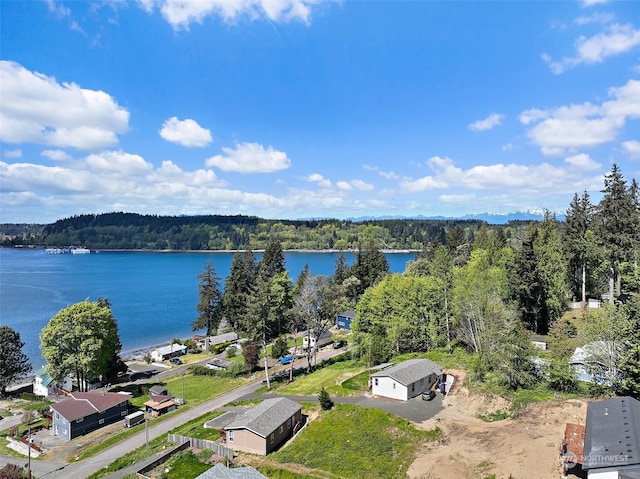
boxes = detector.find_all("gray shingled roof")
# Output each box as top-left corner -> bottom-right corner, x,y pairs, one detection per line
370,358 -> 442,386
224,397 -> 301,438
195,463 -> 266,479
583,396 -> 640,470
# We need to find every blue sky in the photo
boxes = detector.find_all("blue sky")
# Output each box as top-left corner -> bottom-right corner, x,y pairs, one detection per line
1,0 -> 639,224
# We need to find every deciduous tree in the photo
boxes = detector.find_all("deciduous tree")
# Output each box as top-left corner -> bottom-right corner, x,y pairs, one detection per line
40,299 -> 122,392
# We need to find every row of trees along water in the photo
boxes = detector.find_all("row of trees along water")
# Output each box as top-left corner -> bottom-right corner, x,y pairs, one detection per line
0,164 -> 638,399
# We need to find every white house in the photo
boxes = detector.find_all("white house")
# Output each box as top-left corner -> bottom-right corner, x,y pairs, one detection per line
33,367 -> 72,397
582,396 -> 640,478
150,343 -> 186,362
302,330 -> 332,351
370,358 -> 443,401
570,341 -> 621,385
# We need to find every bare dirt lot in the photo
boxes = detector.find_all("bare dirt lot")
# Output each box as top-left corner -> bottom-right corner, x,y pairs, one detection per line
408,371 -> 587,479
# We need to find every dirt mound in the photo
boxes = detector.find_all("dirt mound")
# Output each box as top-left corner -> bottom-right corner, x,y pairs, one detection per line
409,371 -> 588,479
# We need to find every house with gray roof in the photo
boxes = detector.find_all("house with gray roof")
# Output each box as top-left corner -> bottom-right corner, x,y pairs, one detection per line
50,391 -> 131,440
582,396 -> 640,478
195,463 -> 266,479
370,358 -> 443,401
224,397 -> 302,455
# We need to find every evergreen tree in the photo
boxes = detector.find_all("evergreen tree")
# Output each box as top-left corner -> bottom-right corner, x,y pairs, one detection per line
564,191 -> 595,304
223,249 -> 256,332
318,387 -> 334,410
351,239 -> 389,296
333,252 -> 350,285
258,239 -> 286,281
192,260 -> 224,336
0,326 -> 32,396
596,164 -> 638,302
619,296 -> 640,398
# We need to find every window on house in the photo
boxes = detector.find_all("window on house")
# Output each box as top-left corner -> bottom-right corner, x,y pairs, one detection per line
55,412 -> 60,420
279,425 -> 284,434
374,378 -> 378,386
412,384 -> 415,392
228,430 -> 234,442
99,419 -> 105,425
121,411 -> 126,416
287,418 -> 292,429
76,417 -> 83,423
270,433 -> 274,444
393,382 -> 396,389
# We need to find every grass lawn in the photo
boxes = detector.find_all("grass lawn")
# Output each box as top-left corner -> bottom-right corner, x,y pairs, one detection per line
272,404 -> 440,479
162,450 -> 211,479
263,360 -> 367,397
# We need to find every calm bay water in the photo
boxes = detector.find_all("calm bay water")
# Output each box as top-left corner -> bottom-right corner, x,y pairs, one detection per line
0,248 -> 416,367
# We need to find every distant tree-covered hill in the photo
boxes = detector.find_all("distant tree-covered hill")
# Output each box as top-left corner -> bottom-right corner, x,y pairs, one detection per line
0,212 -> 520,251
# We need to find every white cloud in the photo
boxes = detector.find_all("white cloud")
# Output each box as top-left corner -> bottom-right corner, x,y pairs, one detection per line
400,155 -> 601,195
574,12 -> 614,26
305,173 -> 332,188
520,79 -> 640,155
0,61 -> 129,150
581,0 -> 610,6
45,0 -> 70,18
85,150 -> 153,177
439,193 -> 477,204
336,179 -> 373,191
139,0 -> 318,30
159,117 -> 212,147
502,143 -> 513,152
363,164 -> 399,180
543,24 -> 640,74
468,113 -> 504,132
564,153 -> 600,170
3,149 -> 22,159
205,142 -> 291,173
622,140 -> 640,158
41,149 -> 72,161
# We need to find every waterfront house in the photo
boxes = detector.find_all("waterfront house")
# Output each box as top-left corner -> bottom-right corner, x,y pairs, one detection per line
33,368 -> 72,397
150,343 -> 186,362
336,310 -> 355,330
200,332 -> 239,351
582,396 -> 640,478
223,397 -> 302,455
370,358 -> 443,401
50,391 -> 131,440
144,392 -> 177,417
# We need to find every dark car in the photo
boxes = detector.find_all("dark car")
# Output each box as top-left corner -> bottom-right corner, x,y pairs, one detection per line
422,390 -> 436,401
333,340 -> 346,349
169,357 -> 183,365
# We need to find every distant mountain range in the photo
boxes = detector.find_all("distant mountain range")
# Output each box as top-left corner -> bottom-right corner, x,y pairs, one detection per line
342,211 -> 565,225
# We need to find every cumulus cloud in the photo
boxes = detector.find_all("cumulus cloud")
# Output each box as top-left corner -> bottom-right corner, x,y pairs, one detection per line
159,117 -> 212,147
0,61 -> 129,150
400,155 -> 601,195
41,149 -> 72,161
363,164 -> 400,180
543,23 -> 640,74
520,79 -> 640,155
205,142 -> 291,173
139,0 -> 318,30
305,173 -> 332,188
3,149 -> 22,159
336,179 -> 373,191
468,113 -> 504,132
574,12 -> 614,26
622,140 -> 640,158
582,0 -> 610,6
564,153 -> 600,170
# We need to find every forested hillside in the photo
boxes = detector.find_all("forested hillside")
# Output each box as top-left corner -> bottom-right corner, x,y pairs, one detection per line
6,212 -> 509,251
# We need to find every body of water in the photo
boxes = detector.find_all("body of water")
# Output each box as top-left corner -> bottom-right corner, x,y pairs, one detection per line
0,248 -> 416,367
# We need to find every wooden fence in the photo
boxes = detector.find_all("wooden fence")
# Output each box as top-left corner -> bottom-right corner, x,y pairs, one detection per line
167,434 -> 233,459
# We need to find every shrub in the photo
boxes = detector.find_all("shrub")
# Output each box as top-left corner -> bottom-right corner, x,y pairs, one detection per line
271,336 -> 289,359
318,387 -> 333,410
0,463 -> 28,479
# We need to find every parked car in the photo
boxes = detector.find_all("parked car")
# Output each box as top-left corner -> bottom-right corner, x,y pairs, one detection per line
422,390 -> 436,401
169,357 -> 183,365
279,355 -> 294,365
333,340 -> 346,349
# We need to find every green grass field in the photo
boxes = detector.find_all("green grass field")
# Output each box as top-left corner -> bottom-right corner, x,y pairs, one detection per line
272,404 -> 441,479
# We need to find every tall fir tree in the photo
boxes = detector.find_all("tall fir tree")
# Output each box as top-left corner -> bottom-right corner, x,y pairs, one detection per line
192,260 -> 224,336
223,249 -> 256,332
564,191 -> 595,304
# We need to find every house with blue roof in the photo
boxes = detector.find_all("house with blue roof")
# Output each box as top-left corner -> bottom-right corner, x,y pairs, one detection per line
33,367 -> 72,397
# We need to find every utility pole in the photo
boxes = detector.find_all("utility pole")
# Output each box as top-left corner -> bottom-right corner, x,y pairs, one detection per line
27,427 -> 32,479
145,414 -> 149,450
181,373 -> 185,405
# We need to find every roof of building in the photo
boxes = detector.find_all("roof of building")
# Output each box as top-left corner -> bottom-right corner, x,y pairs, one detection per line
50,392 -> 131,422
225,397 -> 301,438
583,396 -> 640,470
149,385 -> 168,395
195,463 -> 266,479
338,310 -> 355,318
34,367 -> 54,387
370,358 -> 443,386
206,332 -> 239,346
153,344 -> 186,356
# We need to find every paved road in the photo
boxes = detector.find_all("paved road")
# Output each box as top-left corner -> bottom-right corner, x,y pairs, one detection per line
0,345 -> 348,478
